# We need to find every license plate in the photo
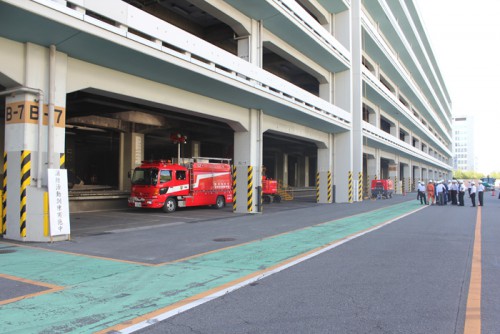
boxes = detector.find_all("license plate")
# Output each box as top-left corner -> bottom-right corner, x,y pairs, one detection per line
134,202 -> 142,208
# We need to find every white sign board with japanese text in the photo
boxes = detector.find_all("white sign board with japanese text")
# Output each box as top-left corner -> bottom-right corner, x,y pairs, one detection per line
48,169 -> 71,236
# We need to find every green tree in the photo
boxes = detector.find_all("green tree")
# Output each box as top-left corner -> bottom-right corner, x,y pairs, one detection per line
452,170 -> 485,180
488,171 -> 500,179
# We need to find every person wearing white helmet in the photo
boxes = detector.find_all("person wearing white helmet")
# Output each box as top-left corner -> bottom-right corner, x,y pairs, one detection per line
470,181 -> 477,207
478,181 -> 485,206
458,180 -> 466,206
436,180 -> 445,205
450,179 -> 458,205
417,181 -> 427,205
426,180 -> 435,205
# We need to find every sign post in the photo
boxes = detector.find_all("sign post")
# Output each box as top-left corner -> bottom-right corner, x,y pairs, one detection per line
48,169 -> 71,238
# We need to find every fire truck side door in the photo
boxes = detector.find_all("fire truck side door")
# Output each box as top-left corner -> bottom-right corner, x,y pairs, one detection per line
159,170 -> 172,194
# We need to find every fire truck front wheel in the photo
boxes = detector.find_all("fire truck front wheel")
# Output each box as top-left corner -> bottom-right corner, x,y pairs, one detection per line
162,197 -> 177,213
215,196 -> 225,209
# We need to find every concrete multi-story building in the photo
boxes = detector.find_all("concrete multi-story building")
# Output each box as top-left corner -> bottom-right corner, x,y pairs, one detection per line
0,0 -> 452,241
452,116 -> 475,171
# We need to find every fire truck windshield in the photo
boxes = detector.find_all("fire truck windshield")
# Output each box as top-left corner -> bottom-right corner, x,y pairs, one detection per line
131,168 -> 159,185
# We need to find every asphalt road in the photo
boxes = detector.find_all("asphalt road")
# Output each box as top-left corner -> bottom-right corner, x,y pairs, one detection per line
1,192 -> 498,333
136,193 -> 500,334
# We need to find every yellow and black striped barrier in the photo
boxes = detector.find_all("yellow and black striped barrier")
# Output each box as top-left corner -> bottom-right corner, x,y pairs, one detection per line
348,171 -> 353,203
20,150 -> 31,238
402,177 -> 406,195
358,172 -> 363,201
316,172 -> 320,203
327,171 -> 332,202
232,165 -> 237,212
247,166 -> 253,212
394,176 -> 398,194
60,153 -> 65,169
2,152 -> 7,235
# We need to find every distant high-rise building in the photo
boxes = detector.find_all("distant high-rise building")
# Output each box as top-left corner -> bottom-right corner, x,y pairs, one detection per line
452,116 -> 475,171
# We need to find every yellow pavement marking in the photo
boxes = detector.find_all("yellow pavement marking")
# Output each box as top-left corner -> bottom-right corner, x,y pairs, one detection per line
464,206 -> 481,334
0,273 -> 64,306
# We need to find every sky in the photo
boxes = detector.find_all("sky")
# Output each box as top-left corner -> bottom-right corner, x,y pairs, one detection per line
415,0 -> 500,174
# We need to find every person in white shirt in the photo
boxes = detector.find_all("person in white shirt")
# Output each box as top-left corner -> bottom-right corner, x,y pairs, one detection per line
417,181 -> 427,205
478,182 -> 485,206
458,180 -> 466,206
470,182 -> 477,207
450,180 -> 458,205
436,181 -> 445,205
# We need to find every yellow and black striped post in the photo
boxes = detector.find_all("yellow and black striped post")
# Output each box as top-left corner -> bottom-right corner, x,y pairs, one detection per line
232,165 -> 237,212
402,177 -> 406,195
316,172 -> 320,203
2,152 -> 7,235
348,171 -> 353,203
327,171 -> 332,203
394,176 -> 398,194
247,166 -> 253,212
358,172 -> 363,202
60,153 -> 65,169
20,150 -> 31,238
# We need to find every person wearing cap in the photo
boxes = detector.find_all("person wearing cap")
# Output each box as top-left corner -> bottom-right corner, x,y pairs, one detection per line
436,180 -> 445,205
450,180 -> 458,205
417,181 -> 427,205
443,180 -> 451,204
458,180 -> 466,206
470,181 -> 477,207
478,182 -> 485,206
426,180 -> 435,205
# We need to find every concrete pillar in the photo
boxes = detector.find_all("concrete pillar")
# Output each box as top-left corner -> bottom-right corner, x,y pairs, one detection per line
368,111 -> 378,127
317,134 -> 333,203
366,152 -> 380,184
237,19 -> 262,67
402,164 -> 410,194
334,131 -> 353,203
304,156 -> 310,187
282,153 -> 288,188
334,70 -> 351,113
119,132 -> 144,191
390,123 -> 398,137
388,160 -> 398,194
335,9 -> 351,50
4,44 -> 67,242
413,165 -> 420,190
319,72 -> 333,104
233,109 -> 262,214
351,0 -> 363,202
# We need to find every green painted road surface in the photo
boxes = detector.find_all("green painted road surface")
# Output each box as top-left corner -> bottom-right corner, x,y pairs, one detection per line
0,201 -> 422,333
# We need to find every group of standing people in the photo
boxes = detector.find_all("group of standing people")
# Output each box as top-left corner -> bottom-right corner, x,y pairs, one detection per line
417,179 -> 485,207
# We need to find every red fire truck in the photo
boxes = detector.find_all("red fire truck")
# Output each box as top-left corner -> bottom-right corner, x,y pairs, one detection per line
128,158 -> 233,213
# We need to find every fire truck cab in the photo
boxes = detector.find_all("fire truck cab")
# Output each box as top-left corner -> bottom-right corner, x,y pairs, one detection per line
128,158 -> 233,213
